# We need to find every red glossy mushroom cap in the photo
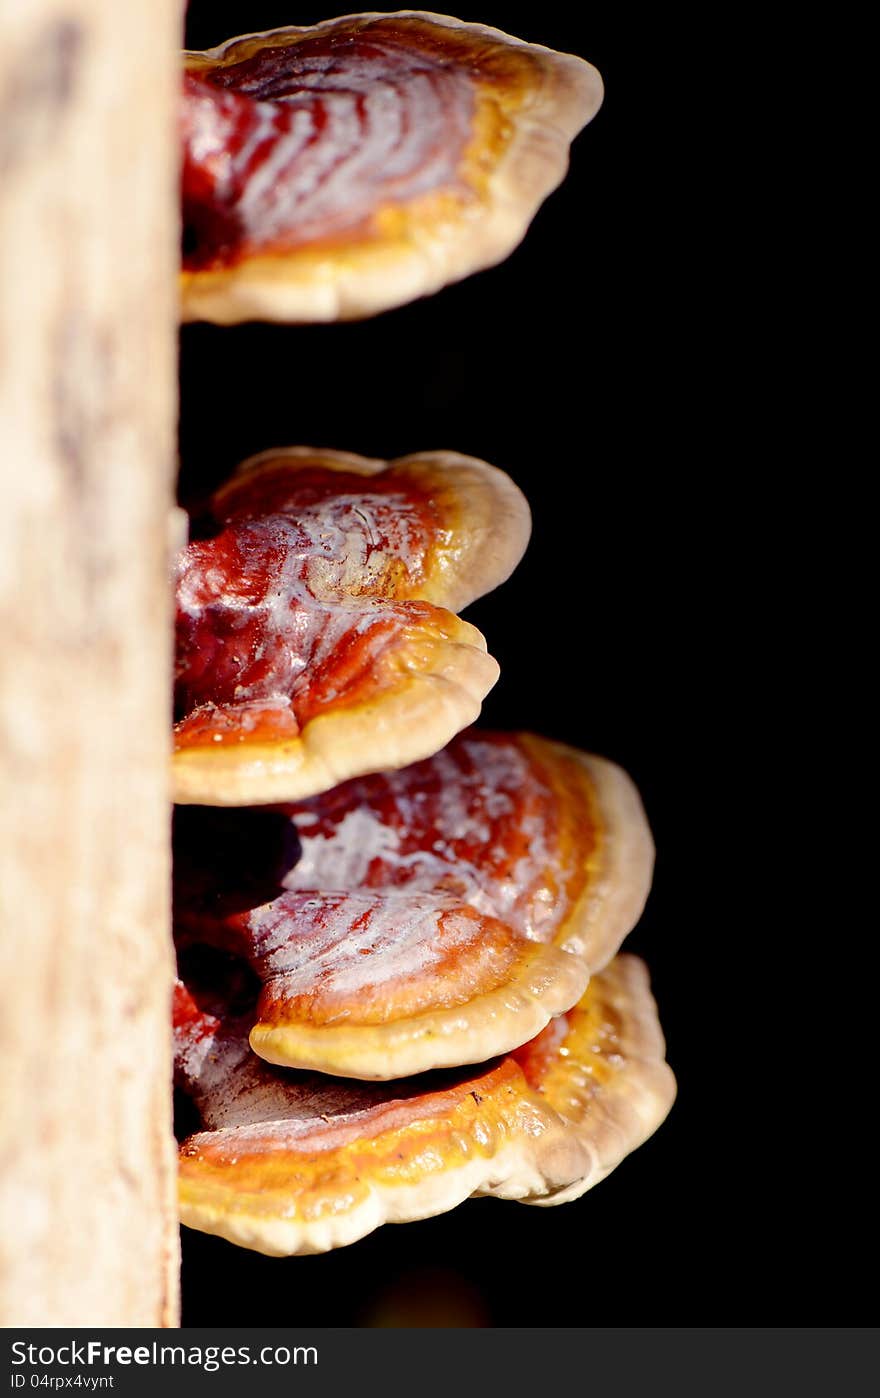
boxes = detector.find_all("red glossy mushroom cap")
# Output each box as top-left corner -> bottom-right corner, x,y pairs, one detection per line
181,12 -> 603,322
173,449 -> 529,805
175,730 -> 654,1077
175,954 -> 674,1255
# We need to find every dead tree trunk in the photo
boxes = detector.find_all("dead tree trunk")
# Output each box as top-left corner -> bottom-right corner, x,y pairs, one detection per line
0,0 -> 180,1326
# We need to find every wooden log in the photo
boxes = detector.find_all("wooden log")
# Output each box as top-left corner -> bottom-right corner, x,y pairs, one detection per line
0,0 -> 180,1326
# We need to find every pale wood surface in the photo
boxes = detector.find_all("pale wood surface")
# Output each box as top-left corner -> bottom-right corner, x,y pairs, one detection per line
0,0 -> 180,1325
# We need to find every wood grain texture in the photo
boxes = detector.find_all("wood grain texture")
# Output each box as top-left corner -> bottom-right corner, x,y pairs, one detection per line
0,0 -> 180,1326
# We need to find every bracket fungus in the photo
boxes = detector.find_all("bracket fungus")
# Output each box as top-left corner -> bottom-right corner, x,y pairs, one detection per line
173,448 -> 529,805
174,953 -> 674,1256
174,730 -> 654,1079
181,12 -> 603,322
166,13 -> 673,1273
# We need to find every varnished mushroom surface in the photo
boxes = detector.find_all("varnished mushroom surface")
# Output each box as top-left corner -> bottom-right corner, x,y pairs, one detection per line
176,954 -> 675,1256
173,449 -> 529,805
175,730 -> 654,1077
181,12 -> 603,322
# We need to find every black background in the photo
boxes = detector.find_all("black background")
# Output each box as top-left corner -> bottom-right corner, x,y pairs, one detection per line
178,3 -> 814,1327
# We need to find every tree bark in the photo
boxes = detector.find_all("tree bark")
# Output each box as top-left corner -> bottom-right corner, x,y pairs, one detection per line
0,0 -> 180,1326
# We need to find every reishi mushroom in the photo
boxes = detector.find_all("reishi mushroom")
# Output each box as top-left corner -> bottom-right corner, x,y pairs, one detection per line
168,16 -> 672,1265
173,448 -> 529,805
174,952 -> 675,1256
181,12 -> 603,322
174,730 -> 654,1079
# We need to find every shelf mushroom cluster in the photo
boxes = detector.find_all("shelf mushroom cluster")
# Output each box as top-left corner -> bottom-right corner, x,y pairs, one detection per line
173,11 -> 674,1257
